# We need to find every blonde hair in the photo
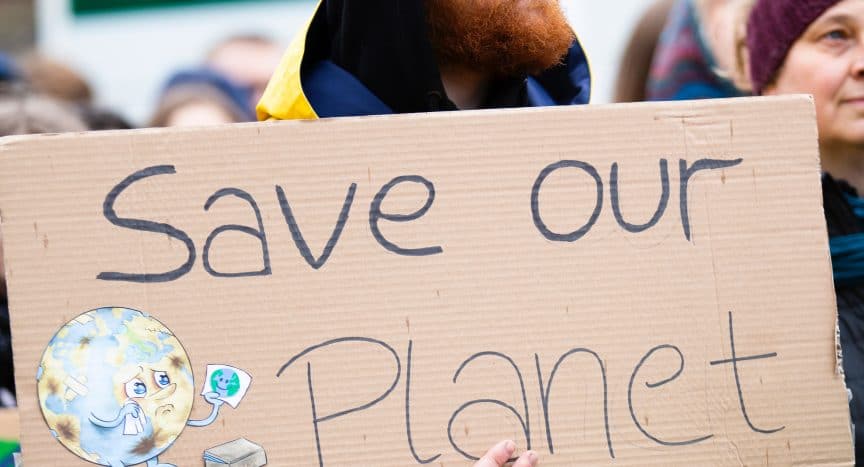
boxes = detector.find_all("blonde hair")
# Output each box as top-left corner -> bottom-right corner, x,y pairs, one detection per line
729,0 -> 758,92
613,0 -> 677,102
692,0 -> 757,92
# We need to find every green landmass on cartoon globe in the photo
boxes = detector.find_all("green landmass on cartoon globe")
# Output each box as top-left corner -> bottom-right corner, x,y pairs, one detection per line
210,368 -> 240,397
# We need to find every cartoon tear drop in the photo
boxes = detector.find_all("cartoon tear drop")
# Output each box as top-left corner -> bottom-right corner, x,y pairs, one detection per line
37,307 -> 224,467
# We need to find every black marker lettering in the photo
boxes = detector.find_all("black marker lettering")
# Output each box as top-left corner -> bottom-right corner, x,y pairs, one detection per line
275,183 -> 356,270
628,344 -> 713,446
710,311 -> 784,434
448,352 -> 530,461
535,350 -> 614,458
679,158 -> 743,240
202,188 -> 271,277
610,159 -> 670,233
369,175 -> 442,256
531,160 -> 603,242
405,341 -> 441,464
98,165 -> 195,283
277,337 -> 401,467
306,362 -> 324,467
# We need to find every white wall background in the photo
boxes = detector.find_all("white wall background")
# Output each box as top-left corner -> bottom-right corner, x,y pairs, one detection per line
37,0 -> 657,124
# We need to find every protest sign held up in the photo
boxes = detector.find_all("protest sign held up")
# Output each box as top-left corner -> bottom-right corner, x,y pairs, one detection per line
0,96 -> 853,466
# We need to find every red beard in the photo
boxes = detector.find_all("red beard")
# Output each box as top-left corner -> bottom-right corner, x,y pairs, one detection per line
424,0 -> 575,77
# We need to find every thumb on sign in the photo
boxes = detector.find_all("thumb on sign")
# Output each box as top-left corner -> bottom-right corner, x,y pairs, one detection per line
473,440 -> 538,467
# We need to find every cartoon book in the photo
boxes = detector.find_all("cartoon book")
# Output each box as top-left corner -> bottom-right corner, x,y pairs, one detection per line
203,438 -> 267,467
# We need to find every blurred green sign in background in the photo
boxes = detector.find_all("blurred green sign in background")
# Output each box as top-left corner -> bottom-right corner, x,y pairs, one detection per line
72,0 -> 284,15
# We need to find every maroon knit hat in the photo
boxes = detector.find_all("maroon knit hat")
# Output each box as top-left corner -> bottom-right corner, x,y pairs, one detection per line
747,0 -> 842,95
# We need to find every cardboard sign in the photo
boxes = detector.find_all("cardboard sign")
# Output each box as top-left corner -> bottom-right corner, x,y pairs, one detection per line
0,96 -> 853,466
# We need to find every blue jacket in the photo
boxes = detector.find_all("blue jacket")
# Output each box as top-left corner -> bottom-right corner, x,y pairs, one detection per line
258,0 -> 592,120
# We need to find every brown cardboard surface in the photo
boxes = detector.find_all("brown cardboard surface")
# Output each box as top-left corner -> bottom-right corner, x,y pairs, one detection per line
0,409 -> 18,439
0,96 -> 852,466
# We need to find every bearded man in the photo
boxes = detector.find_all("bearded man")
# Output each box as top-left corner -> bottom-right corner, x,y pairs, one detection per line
257,0 -> 590,119
257,2 -> 589,465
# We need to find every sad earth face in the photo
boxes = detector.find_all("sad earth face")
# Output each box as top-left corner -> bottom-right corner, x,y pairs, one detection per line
36,307 -> 194,466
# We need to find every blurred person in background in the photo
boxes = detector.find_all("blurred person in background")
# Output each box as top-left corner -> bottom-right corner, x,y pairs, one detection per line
0,53 -> 21,87
0,54 -> 23,408
0,90 -> 89,408
613,0 -> 676,102
150,67 -> 256,127
206,34 -> 283,109
647,0 -> 754,100
744,0 -> 864,462
17,54 -> 133,130
0,93 -> 88,135
257,0 -> 590,120
19,54 -> 93,105
79,107 -> 133,131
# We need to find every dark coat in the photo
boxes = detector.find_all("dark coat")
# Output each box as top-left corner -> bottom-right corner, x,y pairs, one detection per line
824,174 -> 864,464
0,298 -> 13,407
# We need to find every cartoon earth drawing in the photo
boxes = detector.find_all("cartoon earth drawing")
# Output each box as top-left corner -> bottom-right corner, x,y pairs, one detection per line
36,307 -> 224,467
210,368 -> 240,398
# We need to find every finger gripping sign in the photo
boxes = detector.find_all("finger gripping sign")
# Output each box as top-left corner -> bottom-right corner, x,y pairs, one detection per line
0,96 -> 853,466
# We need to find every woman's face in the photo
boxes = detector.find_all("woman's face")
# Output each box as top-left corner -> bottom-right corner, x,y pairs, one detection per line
765,0 -> 864,150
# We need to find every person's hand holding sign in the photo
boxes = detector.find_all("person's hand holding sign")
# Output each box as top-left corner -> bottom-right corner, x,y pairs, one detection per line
473,440 -> 538,467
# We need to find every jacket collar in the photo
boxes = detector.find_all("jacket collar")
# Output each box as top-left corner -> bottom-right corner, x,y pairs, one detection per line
257,0 -> 592,120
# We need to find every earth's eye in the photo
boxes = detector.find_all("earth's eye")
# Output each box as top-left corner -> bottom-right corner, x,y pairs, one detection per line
153,371 -> 171,388
125,379 -> 147,398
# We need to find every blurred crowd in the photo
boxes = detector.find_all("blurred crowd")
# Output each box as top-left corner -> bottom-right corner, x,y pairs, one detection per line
0,1 -> 755,133
0,34 -> 283,135
4,0 -> 864,464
